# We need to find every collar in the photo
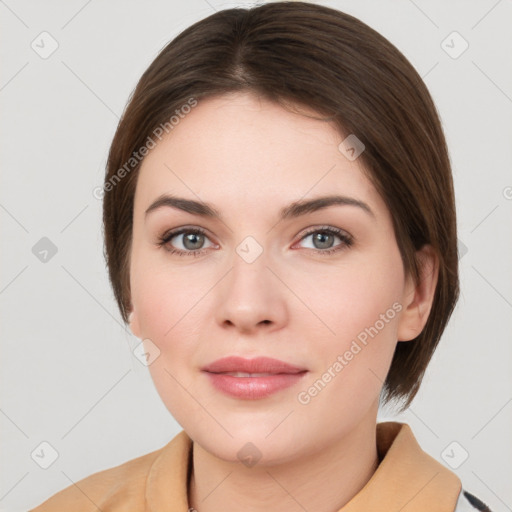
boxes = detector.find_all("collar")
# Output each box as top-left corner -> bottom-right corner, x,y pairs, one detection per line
145,421 -> 461,512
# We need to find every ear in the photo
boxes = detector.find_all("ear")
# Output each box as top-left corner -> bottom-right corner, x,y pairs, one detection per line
397,244 -> 439,342
128,307 -> 142,339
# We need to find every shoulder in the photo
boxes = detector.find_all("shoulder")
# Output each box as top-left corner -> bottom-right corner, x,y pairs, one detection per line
28,444 -> 165,512
455,489 -> 493,512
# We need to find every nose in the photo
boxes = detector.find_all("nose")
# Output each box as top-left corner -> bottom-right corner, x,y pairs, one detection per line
214,244 -> 288,334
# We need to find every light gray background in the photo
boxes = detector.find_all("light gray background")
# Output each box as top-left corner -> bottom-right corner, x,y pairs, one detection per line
1,1 -> 511,511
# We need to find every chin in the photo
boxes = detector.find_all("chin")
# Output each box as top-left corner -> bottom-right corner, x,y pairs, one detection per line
198,432 -> 308,467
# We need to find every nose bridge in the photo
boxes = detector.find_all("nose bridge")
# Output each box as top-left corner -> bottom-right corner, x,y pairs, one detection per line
228,235 -> 272,299
215,235 -> 287,331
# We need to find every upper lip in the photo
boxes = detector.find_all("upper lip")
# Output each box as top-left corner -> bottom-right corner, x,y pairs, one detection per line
202,356 -> 306,374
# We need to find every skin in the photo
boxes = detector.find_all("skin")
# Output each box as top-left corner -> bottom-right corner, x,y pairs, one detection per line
129,91 -> 438,512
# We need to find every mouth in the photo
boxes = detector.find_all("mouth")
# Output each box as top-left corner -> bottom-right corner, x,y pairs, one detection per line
201,356 -> 308,399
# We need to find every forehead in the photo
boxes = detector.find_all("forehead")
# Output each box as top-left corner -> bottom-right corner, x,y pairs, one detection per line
134,92 -> 386,220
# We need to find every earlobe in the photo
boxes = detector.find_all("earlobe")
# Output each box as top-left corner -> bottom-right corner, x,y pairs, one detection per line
397,244 -> 439,342
128,309 -> 141,339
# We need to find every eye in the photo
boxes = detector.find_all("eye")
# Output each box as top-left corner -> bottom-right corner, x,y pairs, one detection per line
295,226 -> 353,255
156,225 -> 353,257
157,227 -> 216,256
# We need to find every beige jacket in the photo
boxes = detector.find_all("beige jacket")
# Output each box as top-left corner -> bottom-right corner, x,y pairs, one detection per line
30,421 -> 477,512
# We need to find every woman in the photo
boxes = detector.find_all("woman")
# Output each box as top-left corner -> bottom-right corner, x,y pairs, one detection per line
30,2 -> 492,511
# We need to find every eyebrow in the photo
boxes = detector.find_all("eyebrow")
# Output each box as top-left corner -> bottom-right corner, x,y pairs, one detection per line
144,194 -> 375,221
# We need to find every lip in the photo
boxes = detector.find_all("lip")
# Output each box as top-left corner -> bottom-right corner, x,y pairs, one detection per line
202,356 -> 306,374
202,356 -> 308,400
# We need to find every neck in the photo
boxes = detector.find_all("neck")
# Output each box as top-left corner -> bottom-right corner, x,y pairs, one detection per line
187,407 -> 380,512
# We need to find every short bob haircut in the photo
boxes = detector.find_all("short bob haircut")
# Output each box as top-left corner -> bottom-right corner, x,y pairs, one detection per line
102,1 -> 459,411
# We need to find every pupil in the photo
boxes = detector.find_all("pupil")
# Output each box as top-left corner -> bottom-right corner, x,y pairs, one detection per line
184,233 -> 203,250
314,232 -> 332,249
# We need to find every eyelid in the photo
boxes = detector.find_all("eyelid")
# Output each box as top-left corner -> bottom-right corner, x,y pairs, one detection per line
292,225 -> 353,249
296,224 -> 352,240
161,226 -> 216,243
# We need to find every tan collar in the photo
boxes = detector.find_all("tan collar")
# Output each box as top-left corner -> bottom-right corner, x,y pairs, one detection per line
145,422 -> 461,512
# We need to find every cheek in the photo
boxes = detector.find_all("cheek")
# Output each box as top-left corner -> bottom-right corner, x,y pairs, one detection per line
133,270 -> 196,341
130,238 -> 191,335
298,251 -> 405,394
293,290 -> 401,424
297,253 -> 404,344
130,251 -> 214,365
131,263 -> 205,419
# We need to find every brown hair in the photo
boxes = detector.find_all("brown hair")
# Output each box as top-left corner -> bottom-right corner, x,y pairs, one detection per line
102,1 -> 459,410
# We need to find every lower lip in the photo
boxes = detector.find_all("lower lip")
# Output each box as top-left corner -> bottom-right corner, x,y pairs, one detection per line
204,371 -> 308,399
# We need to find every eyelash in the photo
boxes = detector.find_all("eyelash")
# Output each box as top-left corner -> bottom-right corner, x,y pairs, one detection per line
156,225 -> 354,257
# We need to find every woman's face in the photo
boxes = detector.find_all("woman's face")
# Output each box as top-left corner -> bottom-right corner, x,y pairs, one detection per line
129,91 -> 422,463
